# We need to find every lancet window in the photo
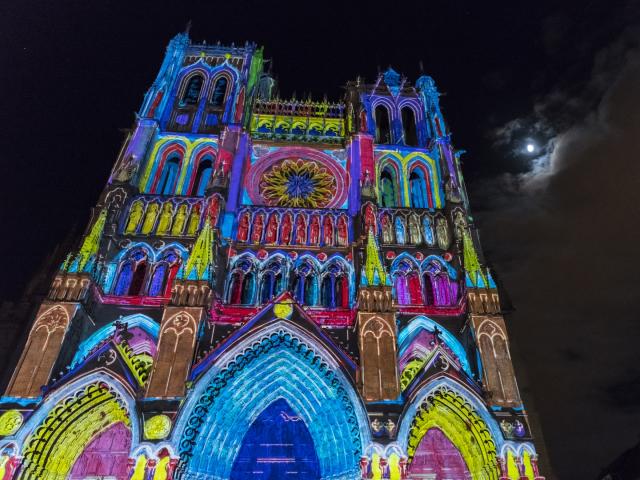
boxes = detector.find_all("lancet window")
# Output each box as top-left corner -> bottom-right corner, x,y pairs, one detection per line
292,258 -> 319,306
156,156 -> 181,195
401,106 -> 418,146
112,247 -> 183,298
181,75 -> 204,106
227,257 -> 257,305
380,166 -> 399,208
259,257 -> 286,303
191,158 -> 214,196
409,166 -> 432,208
320,260 -> 350,308
210,76 -> 229,107
374,105 -> 391,143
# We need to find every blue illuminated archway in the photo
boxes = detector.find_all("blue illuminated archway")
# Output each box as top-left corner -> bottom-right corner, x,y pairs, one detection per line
230,398 -> 321,479
174,321 -> 370,479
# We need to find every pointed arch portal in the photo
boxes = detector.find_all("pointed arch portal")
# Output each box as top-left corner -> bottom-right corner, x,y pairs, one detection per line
230,399 -> 321,479
18,380 -> 133,480
175,325 -> 369,480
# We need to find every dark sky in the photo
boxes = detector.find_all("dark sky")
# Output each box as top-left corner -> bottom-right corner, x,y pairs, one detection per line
2,0 -> 640,478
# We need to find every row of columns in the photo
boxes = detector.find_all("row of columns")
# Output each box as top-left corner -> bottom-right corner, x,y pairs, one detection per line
126,455 -> 179,480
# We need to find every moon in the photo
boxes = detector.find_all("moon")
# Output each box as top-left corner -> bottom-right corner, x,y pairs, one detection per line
526,143 -> 535,153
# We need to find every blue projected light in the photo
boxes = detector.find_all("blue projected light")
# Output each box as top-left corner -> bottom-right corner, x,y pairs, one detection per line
230,399 -> 321,479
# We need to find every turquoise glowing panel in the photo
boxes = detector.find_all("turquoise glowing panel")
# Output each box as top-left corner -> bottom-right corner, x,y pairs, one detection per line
230,399 -> 320,479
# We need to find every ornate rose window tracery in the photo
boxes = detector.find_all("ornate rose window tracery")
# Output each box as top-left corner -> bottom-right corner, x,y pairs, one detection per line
244,147 -> 349,208
260,158 -> 337,208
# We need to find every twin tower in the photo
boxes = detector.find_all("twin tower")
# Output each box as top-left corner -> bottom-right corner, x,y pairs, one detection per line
0,32 -> 546,479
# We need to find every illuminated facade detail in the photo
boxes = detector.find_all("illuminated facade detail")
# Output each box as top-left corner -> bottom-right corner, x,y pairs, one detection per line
1,32 -> 545,480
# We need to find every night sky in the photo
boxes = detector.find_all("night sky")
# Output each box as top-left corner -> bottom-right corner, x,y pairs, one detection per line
2,1 -> 640,478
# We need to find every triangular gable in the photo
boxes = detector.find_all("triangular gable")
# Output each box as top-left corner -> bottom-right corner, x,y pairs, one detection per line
48,339 -> 146,394
191,292 -> 357,381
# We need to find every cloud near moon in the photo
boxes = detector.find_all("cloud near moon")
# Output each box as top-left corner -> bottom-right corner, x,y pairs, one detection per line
469,25 -> 640,479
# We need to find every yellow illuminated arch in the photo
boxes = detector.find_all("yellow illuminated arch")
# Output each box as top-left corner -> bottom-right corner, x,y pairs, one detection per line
407,386 -> 499,480
19,382 -> 130,480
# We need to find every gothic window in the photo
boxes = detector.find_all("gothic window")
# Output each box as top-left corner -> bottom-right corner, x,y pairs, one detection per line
422,273 -> 435,305
148,250 -> 180,297
374,105 -> 391,143
191,158 -> 213,196
401,107 -> 418,146
181,75 -> 204,105
259,258 -> 284,303
227,258 -> 256,305
148,264 -> 167,297
409,167 -> 431,208
129,262 -> 148,296
210,76 -> 229,107
292,259 -> 318,306
392,259 -> 421,305
157,156 -> 181,195
422,260 -> 456,306
114,249 -> 149,296
321,261 -> 349,308
113,262 -> 133,296
380,166 -> 399,207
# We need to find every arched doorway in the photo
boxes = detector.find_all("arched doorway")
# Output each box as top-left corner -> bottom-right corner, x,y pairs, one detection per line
19,380 -> 133,480
407,427 -> 471,479
176,324 -> 369,480
69,422 -> 131,479
230,399 -> 320,479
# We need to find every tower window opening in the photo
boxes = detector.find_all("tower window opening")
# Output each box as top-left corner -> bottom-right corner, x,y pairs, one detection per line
380,166 -> 399,207
211,76 -> 229,107
157,156 -> 181,195
402,107 -> 418,146
374,105 -> 391,143
192,159 -> 213,196
181,75 -> 203,105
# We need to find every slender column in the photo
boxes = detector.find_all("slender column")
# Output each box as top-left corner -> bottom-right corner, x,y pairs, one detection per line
145,458 -> 157,480
126,458 -> 136,479
166,458 -> 179,480
399,457 -> 408,480
359,456 -> 369,479
497,457 -> 509,480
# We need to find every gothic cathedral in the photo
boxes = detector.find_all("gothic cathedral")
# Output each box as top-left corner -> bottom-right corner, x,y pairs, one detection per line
0,33 -> 546,480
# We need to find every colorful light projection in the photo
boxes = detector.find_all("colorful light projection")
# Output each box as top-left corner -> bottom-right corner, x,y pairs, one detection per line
375,151 -> 444,209
230,399 -> 321,479
260,159 -> 337,208
138,136 -> 219,195
19,381 -> 131,479
404,385 -> 499,479
144,415 -> 172,440
0,411 -> 22,436
175,324 -> 369,479
243,146 -> 349,209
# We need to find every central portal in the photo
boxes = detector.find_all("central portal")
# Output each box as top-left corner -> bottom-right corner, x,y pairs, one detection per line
230,399 -> 321,479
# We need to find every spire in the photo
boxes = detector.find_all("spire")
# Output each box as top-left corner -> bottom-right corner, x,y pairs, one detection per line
362,229 -> 389,287
184,217 -> 214,280
75,209 -> 107,272
463,229 -> 487,287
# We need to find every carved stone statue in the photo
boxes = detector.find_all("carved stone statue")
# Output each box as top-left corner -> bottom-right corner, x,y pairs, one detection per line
436,216 -> 450,250
125,201 -> 144,235
187,204 -> 201,235
156,202 -> 174,236
171,204 -> 188,236
141,202 -> 160,234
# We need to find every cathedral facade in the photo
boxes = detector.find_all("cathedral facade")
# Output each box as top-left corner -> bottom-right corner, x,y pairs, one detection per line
0,33 -> 546,479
